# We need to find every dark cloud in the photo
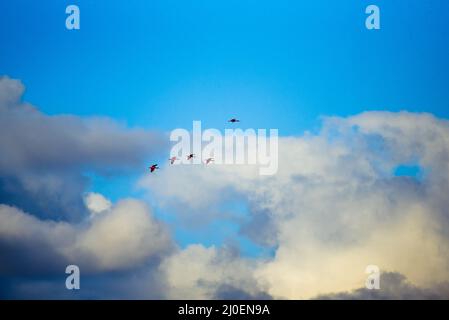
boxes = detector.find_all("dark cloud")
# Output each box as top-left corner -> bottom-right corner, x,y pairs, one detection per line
239,207 -> 278,248
0,265 -> 167,299
0,76 -> 168,221
0,200 -> 174,275
0,172 -> 88,221
214,284 -> 273,300
315,272 -> 449,300
0,233 -> 68,277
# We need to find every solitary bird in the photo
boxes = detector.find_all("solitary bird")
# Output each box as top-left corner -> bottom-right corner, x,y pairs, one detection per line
169,156 -> 178,165
205,158 -> 214,165
228,118 -> 240,123
187,154 -> 195,160
149,164 -> 159,172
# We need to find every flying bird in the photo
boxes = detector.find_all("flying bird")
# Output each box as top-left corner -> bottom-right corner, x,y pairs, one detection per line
149,164 -> 159,172
205,158 -> 214,165
169,156 -> 178,165
228,118 -> 240,123
187,154 -> 195,160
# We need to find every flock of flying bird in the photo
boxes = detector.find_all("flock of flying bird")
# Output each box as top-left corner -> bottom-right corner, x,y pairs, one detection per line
148,118 -> 240,173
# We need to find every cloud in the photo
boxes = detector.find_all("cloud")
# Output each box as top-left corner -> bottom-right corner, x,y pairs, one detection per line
0,75 -> 270,299
0,76 -> 165,173
159,244 -> 271,299
0,196 -> 173,274
0,76 -> 168,221
140,111 -> 449,299
0,75 -> 24,106
2,74 -> 449,299
0,266 -> 168,299
0,196 -> 271,299
84,192 -> 112,214
75,198 -> 173,271
315,272 -> 449,300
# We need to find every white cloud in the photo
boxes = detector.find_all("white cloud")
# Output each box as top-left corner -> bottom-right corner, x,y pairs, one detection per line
84,192 -> 112,214
140,111 -> 449,299
75,198 -> 172,270
160,244 -> 270,299
0,195 -> 173,273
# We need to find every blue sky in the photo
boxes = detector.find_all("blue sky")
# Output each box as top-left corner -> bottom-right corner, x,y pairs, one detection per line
1,1 -> 449,259
1,0 -> 448,133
